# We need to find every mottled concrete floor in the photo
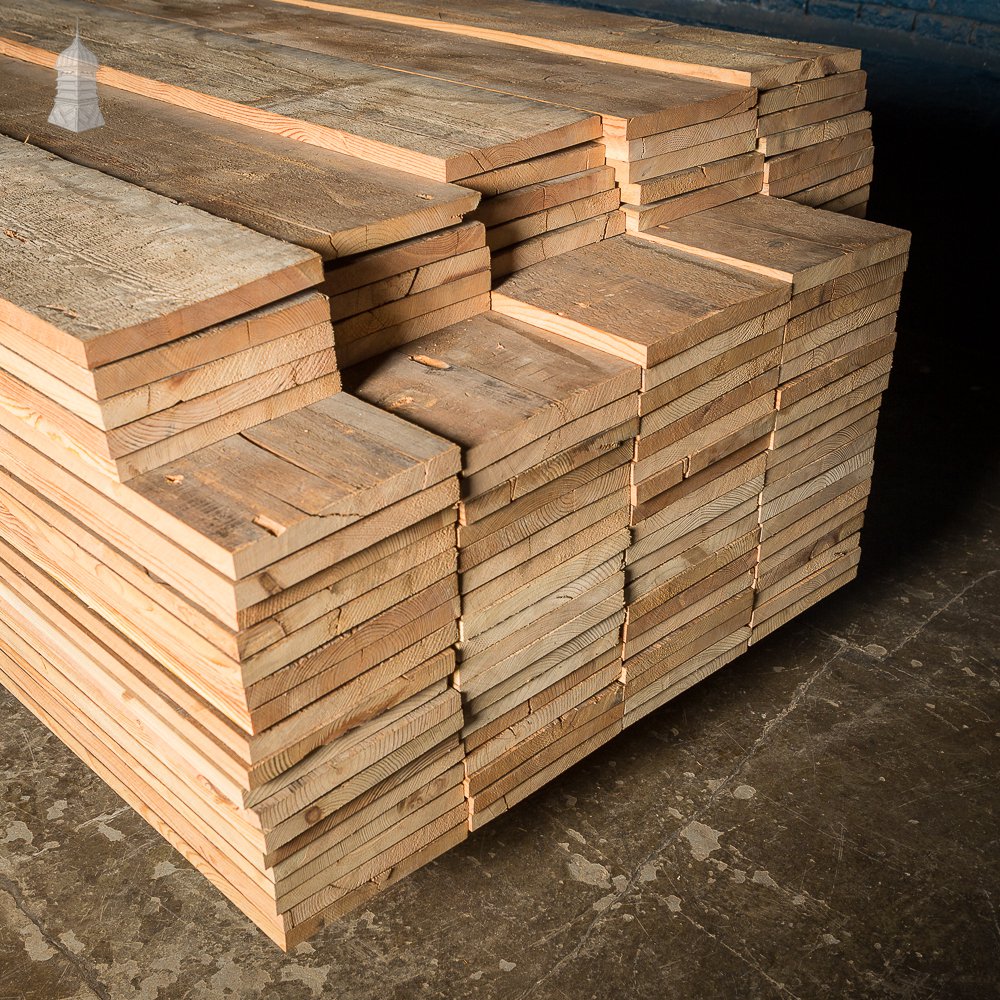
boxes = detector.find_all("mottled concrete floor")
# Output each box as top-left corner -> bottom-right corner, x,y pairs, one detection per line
2,11 -> 998,1000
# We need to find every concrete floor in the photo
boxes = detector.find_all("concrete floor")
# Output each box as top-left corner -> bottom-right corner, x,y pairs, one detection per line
2,10 -> 998,1000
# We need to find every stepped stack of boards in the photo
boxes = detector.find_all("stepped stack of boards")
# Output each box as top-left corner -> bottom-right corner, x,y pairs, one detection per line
0,138 -> 477,950
637,197 -> 908,639
758,72 -> 872,215
283,0 -> 870,220
0,0 -> 910,952
493,238 -> 792,725
346,317 -> 638,829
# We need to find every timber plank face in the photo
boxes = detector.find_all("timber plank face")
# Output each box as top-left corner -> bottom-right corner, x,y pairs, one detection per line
0,56 -> 479,262
1,0 -> 601,182
0,137 -> 321,370
641,196 -> 907,648
92,0 -> 756,141
259,0 -> 858,88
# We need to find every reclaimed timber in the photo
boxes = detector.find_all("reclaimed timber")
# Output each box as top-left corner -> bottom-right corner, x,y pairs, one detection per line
0,137 -> 320,370
1,0 -> 600,182
0,55 -> 478,261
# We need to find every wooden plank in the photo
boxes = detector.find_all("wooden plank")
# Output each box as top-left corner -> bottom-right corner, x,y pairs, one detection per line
758,70 -> 866,115
347,311 -> 639,476
466,647 -> 621,766
638,194 -> 910,293
493,235 -> 788,368
749,565 -> 857,644
785,166 -> 874,207
624,590 -> 752,690
0,137 -> 320,370
758,111 -> 872,156
764,145 -> 874,198
1,0 -> 601,182
624,628 -> 748,727
485,190 -> 621,250
101,0 -> 757,142
758,91 -> 868,137
490,212 -> 625,277
623,172 -> 763,232
0,55 -> 478,262
329,250 -> 491,322
601,109 -> 757,161
464,618 -> 623,726
462,421 -> 636,524
325,222 -> 486,293
338,295 -> 491,368
460,142 -> 606,197
263,0 -> 856,88
617,151 -> 762,207
608,131 -> 756,184
763,128 -> 873,183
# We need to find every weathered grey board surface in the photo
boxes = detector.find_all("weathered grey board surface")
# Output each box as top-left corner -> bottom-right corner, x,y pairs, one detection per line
0,56 -> 478,261
0,138 -> 320,369
0,0 -> 600,181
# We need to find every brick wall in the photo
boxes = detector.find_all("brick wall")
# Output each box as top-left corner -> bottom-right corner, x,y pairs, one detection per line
574,0 -> 1000,50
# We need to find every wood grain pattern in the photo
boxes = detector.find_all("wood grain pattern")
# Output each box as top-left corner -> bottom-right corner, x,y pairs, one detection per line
0,138 -> 320,369
0,55 -> 478,262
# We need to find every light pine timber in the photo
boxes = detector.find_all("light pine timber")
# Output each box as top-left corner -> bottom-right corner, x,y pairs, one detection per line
0,362 -> 342,482
329,249 -> 491,322
758,70 -> 866,115
464,623 -> 623,726
786,167 -> 874,207
636,195 -> 910,294
0,323 -> 336,432
0,293 -> 332,403
624,590 -> 753,691
493,235 -> 789,368
461,421 -> 636,523
764,145 -> 875,198
486,190 -> 622,251
460,144 -> 606,197
0,137 -> 320,370
345,312 -> 640,476
616,151 -> 762,206
607,130 -> 757,184
337,296 -> 491,368
97,0 -> 758,143
624,629 -> 749,727
261,0 -> 859,89
749,566 -> 858,644
1,0 -> 601,182
0,55 -> 479,261
762,128 -> 873,183
490,212 -> 626,277
325,222 -> 486,294
622,172 -> 764,232
601,109 -> 757,161
758,111 -> 872,156
466,647 -> 622,767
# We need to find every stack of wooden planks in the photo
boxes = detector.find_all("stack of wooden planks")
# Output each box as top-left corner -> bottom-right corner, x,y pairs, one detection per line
97,0 -> 765,240
323,223 -> 493,366
265,0 -> 871,220
0,0 -> 620,280
0,0 -> 911,952
757,72 -> 872,215
0,139 -> 332,481
492,236 -> 791,725
346,316 -> 639,829
0,139 -> 475,949
637,197 -> 908,641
